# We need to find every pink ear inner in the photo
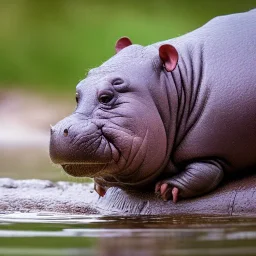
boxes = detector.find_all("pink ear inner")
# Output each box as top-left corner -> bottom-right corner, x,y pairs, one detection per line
159,44 -> 178,72
115,37 -> 132,53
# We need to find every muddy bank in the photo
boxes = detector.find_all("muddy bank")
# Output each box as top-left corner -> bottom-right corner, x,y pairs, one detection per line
0,175 -> 255,216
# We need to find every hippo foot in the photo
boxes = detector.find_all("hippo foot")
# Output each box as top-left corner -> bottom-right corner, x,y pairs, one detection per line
155,182 -> 179,203
94,182 -> 107,197
155,160 -> 224,202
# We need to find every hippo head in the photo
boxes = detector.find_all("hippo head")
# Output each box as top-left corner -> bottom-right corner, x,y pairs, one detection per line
50,37 -> 178,190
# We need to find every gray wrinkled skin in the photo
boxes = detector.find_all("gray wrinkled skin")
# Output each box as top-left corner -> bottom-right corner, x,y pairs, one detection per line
50,10 -> 256,201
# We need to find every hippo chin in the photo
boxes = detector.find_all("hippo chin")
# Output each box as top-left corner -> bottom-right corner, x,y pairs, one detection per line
50,9 -> 256,202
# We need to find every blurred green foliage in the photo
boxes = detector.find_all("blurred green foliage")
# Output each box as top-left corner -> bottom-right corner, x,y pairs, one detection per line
0,0 -> 255,94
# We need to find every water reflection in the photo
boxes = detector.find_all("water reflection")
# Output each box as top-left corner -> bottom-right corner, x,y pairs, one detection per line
0,213 -> 255,256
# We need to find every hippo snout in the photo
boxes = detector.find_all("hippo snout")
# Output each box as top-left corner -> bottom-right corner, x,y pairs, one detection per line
50,121 -> 81,165
49,116 -> 113,167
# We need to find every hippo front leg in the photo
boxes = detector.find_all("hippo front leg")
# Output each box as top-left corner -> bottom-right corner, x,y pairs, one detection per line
155,160 -> 224,203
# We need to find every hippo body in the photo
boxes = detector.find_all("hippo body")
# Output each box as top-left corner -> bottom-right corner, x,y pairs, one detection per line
50,10 -> 256,202
157,10 -> 256,170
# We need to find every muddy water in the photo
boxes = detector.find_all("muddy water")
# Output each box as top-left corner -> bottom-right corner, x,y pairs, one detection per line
0,213 -> 256,256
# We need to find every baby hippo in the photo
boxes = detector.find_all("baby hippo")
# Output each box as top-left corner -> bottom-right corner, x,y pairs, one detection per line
50,10 -> 256,202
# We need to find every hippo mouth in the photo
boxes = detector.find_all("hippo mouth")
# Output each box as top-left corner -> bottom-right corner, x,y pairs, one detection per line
50,119 -> 122,178
62,163 -> 109,178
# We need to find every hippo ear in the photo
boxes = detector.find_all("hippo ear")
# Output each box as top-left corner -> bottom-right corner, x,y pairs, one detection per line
115,37 -> 132,53
159,44 -> 178,72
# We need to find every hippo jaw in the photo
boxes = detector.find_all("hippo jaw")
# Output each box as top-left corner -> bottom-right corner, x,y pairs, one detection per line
61,163 -> 108,178
49,111 -> 153,182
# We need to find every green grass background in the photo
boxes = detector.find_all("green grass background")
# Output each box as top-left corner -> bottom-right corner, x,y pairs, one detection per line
0,0 -> 255,94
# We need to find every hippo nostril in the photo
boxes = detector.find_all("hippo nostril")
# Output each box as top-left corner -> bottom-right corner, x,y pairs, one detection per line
63,128 -> 69,137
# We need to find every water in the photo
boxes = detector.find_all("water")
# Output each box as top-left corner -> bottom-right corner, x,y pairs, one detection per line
0,213 -> 255,256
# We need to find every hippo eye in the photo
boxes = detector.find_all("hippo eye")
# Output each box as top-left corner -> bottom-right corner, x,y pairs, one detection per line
99,93 -> 114,104
75,93 -> 79,104
112,78 -> 124,86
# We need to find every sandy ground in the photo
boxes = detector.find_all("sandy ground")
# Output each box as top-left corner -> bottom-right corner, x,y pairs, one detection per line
0,90 -> 78,180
